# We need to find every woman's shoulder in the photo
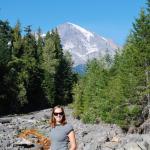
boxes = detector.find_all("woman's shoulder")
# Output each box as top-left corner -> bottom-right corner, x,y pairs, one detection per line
65,123 -> 73,128
64,123 -> 74,134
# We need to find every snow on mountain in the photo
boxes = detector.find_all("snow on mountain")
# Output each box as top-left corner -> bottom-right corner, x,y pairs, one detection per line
57,22 -> 119,66
68,22 -> 94,41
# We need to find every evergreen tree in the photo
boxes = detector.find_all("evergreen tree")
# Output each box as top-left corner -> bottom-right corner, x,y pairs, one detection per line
0,20 -> 13,114
52,29 -> 75,105
0,20 -> 12,64
42,31 -> 58,106
12,21 -> 23,57
36,27 -> 44,64
42,29 -> 75,106
8,21 -> 28,112
50,29 -> 64,105
73,0 -> 150,127
122,4 -> 150,117
73,77 -> 85,118
22,25 -> 45,111
73,59 -> 109,123
60,52 -> 75,104
23,25 -> 37,60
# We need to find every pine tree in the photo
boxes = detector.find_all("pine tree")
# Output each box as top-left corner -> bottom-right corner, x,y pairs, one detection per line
42,29 -> 75,106
60,52 -> 75,104
42,31 -> 58,106
122,4 -> 150,117
0,20 -> 12,65
36,27 -> 44,65
52,29 -> 68,105
8,21 -> 28,111
52,29 -> 75,105
72,1 -> 150,126
106,1 -> 150,126
22,25 -> 44,111
0,20 -> 13,114
12,21 -> 23,57
23,25 -> 37,61
73,77 -> 85,118
73,59 -> 109,123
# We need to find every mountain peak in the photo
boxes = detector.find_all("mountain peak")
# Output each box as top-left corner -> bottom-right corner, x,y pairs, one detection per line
57,22 -> 119,66
60,22 -> 94,42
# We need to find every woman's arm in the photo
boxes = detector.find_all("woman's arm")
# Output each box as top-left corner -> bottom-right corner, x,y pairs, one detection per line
68,131 -> 77,150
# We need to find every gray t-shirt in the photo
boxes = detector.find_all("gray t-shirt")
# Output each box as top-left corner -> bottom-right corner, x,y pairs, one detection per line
50,123 -> 74,150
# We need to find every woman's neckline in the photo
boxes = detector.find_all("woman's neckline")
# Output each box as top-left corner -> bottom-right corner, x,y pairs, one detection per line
56,123 -> 62,126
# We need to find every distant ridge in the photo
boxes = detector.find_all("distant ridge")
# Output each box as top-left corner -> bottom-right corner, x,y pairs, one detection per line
72,64 -> 86,74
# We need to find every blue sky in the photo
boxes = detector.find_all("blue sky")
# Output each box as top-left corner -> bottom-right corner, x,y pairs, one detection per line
0,0 -> 146,46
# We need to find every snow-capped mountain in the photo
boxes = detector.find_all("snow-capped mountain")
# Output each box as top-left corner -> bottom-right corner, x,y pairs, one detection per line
57,22 -> 119,66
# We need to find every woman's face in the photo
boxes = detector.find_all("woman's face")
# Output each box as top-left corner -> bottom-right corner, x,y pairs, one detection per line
53,108 -> 64,123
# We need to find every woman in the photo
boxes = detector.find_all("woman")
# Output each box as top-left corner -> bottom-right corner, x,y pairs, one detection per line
49,105 -> 77,150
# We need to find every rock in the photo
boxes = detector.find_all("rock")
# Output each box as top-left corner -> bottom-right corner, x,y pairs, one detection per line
141,134 -> 150,144
124,142 -> 142,150
136,141 -> 150,150
44,114 -> 50,119
0,107 -> 150,150
140,118 -> 150,134
0,118 -> 12,124
111,135 -> 120,142
81,131 -> 88,137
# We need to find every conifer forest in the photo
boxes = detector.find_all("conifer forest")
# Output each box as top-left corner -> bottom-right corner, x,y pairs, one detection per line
0,0 -> 150,129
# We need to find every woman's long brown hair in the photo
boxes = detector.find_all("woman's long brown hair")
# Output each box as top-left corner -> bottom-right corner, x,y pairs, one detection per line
50,105 -> 67,128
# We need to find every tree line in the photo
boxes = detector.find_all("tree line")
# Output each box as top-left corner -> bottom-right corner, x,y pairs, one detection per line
72,0 -> 150,129
0,21 -> 76,115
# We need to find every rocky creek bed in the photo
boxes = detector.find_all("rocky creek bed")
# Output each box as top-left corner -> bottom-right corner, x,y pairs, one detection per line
0,107 -> 150,150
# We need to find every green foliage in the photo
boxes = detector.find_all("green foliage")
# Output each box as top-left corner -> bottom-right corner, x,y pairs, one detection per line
12,20 -> 23,57
0,20 -> 15,114
73,59 -> 109,122
73,79 -> 85,118
73,1 -> 150,128
0,21 -> 75,115
36,27 -> 44,64
58,52 -> 75,104
42,29 -> 75,106
81,109 -> 97,124
42,31 -> 58,105
0,20 -> 12,65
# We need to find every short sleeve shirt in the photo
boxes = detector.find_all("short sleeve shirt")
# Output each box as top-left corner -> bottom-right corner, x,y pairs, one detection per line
50,123 -> 74,150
